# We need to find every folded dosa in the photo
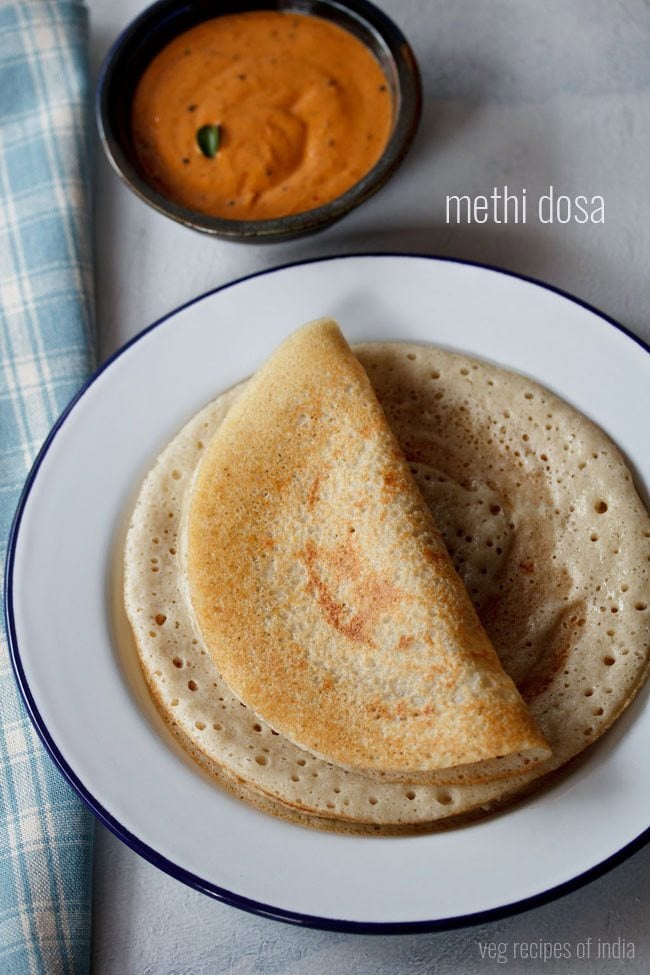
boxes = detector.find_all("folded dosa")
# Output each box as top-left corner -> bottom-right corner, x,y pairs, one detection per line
124,334 -> 649,828
184,320 -> 550,780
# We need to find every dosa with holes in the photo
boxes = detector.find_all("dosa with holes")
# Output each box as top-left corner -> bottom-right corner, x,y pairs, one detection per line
184,321 -> 550,783
123,324 -> 649,829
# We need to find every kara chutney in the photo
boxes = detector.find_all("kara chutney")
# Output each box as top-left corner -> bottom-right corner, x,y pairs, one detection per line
131,11 -> 393,220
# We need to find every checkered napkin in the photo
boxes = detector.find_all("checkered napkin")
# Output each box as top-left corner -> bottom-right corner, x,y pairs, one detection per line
0,2 -> 96,972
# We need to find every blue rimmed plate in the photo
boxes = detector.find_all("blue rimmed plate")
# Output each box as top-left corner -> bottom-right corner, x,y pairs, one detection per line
5,255 -> 649,931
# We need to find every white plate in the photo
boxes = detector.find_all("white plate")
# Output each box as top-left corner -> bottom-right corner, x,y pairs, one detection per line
6,255 -> 650,931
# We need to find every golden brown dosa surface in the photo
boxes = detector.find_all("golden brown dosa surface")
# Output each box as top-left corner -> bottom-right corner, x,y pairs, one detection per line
185,321 -> 550,780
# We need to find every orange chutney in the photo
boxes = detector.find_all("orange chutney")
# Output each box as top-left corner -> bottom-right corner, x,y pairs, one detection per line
131,11 -> 393,220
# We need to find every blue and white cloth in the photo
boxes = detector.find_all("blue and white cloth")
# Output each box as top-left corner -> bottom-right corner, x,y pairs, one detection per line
0,2 -> 95,972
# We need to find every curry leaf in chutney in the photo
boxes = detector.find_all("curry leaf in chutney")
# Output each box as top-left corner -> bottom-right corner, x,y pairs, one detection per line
197,124 -> 221,158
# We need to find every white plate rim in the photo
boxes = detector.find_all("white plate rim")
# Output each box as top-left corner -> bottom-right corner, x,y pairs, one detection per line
4,252 -> 650,933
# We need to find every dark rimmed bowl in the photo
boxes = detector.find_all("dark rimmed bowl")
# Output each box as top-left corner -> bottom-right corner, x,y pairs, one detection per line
96,0 -> 422,242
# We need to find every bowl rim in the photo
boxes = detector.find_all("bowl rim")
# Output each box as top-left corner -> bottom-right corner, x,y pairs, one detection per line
96,0 -> 422,241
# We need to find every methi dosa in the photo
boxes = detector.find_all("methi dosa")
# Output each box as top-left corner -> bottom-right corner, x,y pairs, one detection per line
184,321 -> 550,781
123,332 -> 649,828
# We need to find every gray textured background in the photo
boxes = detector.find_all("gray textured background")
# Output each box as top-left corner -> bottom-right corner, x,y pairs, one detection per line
88,1 -> 650,971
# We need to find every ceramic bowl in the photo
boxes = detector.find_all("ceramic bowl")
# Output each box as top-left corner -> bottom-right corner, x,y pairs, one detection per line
96,0 -> 422,241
